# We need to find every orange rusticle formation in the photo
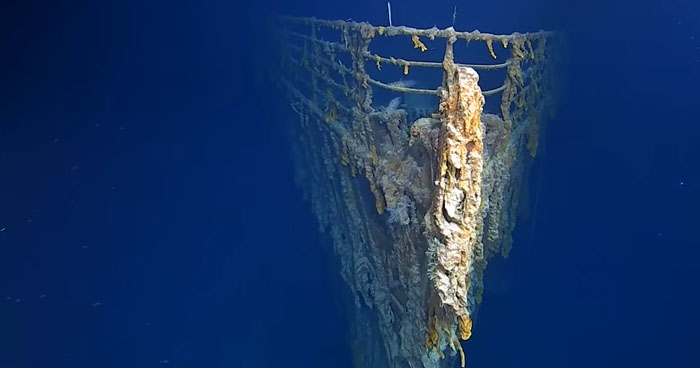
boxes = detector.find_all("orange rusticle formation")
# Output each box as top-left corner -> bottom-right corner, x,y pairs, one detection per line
276,15 -> 560,368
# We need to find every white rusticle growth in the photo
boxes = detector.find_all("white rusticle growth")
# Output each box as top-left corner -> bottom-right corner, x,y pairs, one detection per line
384,97 -> 402,113
387,2 -> 393,27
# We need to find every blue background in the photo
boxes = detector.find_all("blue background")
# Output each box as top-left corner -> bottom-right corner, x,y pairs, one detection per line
0,0 -> 698,367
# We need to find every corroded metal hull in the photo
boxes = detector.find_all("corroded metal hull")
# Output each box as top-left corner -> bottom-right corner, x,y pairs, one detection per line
278,16 -> 559,368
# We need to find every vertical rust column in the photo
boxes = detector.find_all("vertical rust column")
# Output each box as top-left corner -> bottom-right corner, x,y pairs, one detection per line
426,32 -> 486,367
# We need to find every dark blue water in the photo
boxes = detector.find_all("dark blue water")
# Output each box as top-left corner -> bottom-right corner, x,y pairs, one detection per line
1,1 -> 698,367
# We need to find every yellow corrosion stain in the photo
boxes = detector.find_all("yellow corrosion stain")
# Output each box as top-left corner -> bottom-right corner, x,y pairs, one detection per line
458,315 -> 473,340
411,34 -> 428,51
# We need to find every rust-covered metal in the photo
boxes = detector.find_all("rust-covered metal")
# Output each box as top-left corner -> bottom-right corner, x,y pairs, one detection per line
275,15 -> 560,368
